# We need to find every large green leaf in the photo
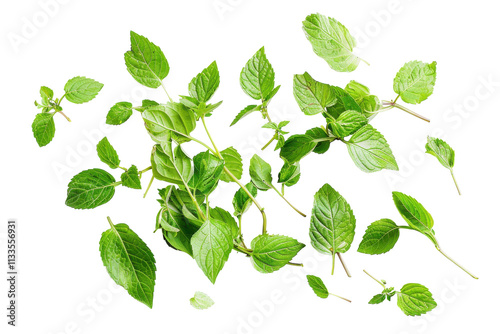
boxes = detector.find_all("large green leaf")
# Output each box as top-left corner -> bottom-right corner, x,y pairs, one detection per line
346,125 -> 398,173
142,102 -> 196,143
189,151 -> 225,195
64,76 -> 104,104
393,61 -> 437,104
99,220 -> 156,308
32,113 -> 55,147
392,192 -> 434,234
303,13 -> 362,72
151,143 -> 192,186
189,61 -> 220,103
425,136 -> 455,170
280,134 -> 316,164
65,168 -> 117,209
250,234 -> 305,273
240,47 -> 275,101
220,147 -> 243,182
124,31 -> 169,88
96,137 -> 120,169
249,154 -> 273,191
397,283 -> 437,316
191,218 -> 233,284
232,182 -> 258,217
328,110 -> 368,138
106,102 -> 133,125
357,219 -> 400,255
293,72 -> 336,115
306,275 -> 329,298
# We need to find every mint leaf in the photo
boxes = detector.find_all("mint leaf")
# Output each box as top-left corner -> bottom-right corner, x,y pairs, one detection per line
121,165 -> 141,189
209,207 -> 239,239
190,291 -> 214,310
280,134 -> 316,164
63,76 -> 103,104
135,99 -> 159,112
305,127 -> 331,154
250,234 -> 305,273
189,151 -> 225,195
293,72 -> 336,115
392,192 -> 434,234
191,218 -> 233,284
151,143 -> 192,186
220,147 -> 243,182
230,104 -> 261,126
310,184 -> 356,274
66,168 -> 117,209
346,125 -> 398,173
303,13 -> 363,72
425,136 -> 455,170
233,182 -> 258,217
40,86 -> 54,103
125,31 -> 169,88
328,110 -> 368,138
189,61 -> 220,103
99,219 -> 156,308
393,61 -> 437,104
240,47 -> 275,101
358,219 -> 400,255
306,275 -> 329,298
326,86 -> 362,118
142,103 -> 196,143
106,102 -> 133,125
249,154 -> 273,191
32,113 -> 55,147
344,80 -> 381,117
369,294 -> 386,304
96,137 -> 121,169
397,283 -> 437,316
278,162 -> 301,187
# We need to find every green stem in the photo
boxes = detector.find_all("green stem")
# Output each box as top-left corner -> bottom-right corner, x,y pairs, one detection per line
118,166 -> 128,171
331,252 -> 335,275
382,100 -> 430,122
261,132 -> 278,150
393,95 -> 400,103
160,82 -> 173,103
270,184 -> 306,217
286,262 -> 304,267
281,183 -> 285,196
451,170 -> 461,195
139,166 -> 152,174
201,116 -> 220,156
363,270 -> 386,288
57,110 -> 72,122
143,175 -> 154,198
337,253 -> 351,278
360,57 -> 370,66
329,293 -> 352,303
106,216 -> 114,227
435,246 -> 478,279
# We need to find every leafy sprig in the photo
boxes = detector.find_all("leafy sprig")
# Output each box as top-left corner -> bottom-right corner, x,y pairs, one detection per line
425,136 -> 460,194
306,275 -> 351,303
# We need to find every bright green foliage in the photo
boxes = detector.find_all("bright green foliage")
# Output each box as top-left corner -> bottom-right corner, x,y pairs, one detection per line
97,137 -> 121,169
328,110 -> 368,138
65,169 -> 117,209
249,154 -> 273,190
190,291 -> 215,310
142,103 -> 196,143
189,61 -> 220,103
232,183 -> 258,217
426,136 -> 460,194
293,72 -> 336,115
219,147 -> 243,182
189,151 -> 225,195
64,76 -> 104,104
32,113 -> 55,147
397,283 -> 437,316
121,165 -> 141,189
358,219 -> 400,255
250,235 -> 305,273
280,135 -> 317,164
392,192 -> 434,234
240,47 -> 276,101
306,275 -> 329,298
278,162 -> 301,187
151,143 -> 192,186
393,61 -> 437,104
106,102 -> 133,125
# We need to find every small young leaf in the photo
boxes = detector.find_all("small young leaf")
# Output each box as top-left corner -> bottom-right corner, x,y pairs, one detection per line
369,294 -> 387,304
306,275 -> 329,299
230,104 -> 261,126
96,137 -> 121,169
326,86 -> 362,118
346,125 -> 398,173
303,13 -> 362,72
328,110 -> 368,138
262,122 -> 278,130
191,218 -> 233,284
358,219 -> 400,255
142,103 -> 196,143
151,143 -> 192,186
397,283 -> 437,316
278,162 -> 301,187
305,127 -> 331,154
425,136 -> 455,170
64,76 -> 104,104
233,182 -> 258,217
344,80 -> 381,117
189,151 -> 225,195
393,61 -> 437,104
250,234 -> 305,273
190,291 -> 215,310
392,192 -> 434,234
293,72 -> 336,115
135,99 -> 159,112
240,47 -> 275,101
65,168 -> 117,209
99,220 -> 156,308
280,134 -> 316,164
106,102 -> 133,125
124,31 -> 169,88
121,165 -> 141,189
249,154 -> 273,191
32,113 -> 55,147
220,147 -> 243,182
189,61 -> 220,103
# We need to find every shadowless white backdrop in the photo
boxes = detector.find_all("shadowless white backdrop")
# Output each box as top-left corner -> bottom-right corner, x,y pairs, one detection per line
1,0 -> 499,333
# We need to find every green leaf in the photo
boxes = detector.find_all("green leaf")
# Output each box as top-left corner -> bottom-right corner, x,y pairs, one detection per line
190,291 -> 215,310
306,275 -> 329,299
189,151 -> 225,195
40,86 -> 54,104
209,207 -> 239,239
249,154 -> 273,191
96,137 -> 121,169
358,219 -> 400,255
303,13 -> 362,72
344,80 -> 381,117
191,218 -> 233,284
368,294 -> 386,304
293,72 -> 336,115
250,234 -> 305,273
142,102 -> 196,143
393,61 -> 437,104
240,47 -> 275,101
345,80 -> 370,100
305,127 -> 331,154
32,113 -> 55,147
328,110 -> 368,138
63,76 -> 104,104
106,102 -> 133,125
124,31 -> 169,88
397,283 -> 437,316
189,61 -> 220,103
220,147 -> 243,182
310,184 -> 356,261
134,99 -> 159,112
151,143 -> 192,186
99,220 -> 156,308
121,165 -> 141,189
425,136 -> 455,170
230,104 -> 261,126
65,168 -> 117,209
278,162 -> 301,187
233,182 -> 258,217
392,192 -> 434,234
280,134 -> 316,164
346,125 -> 398,173
325,86 -> 362,118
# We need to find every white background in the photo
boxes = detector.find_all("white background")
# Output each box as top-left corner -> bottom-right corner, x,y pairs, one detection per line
2,0 -> 499,333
